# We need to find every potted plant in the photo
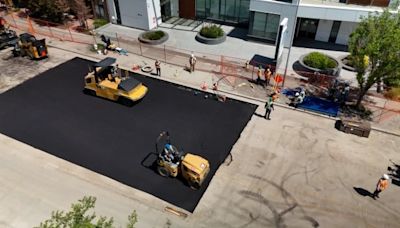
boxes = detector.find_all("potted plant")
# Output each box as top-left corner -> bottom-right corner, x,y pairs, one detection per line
195,24 -> 226,45
299,52 -> 340,76
138,30 -> 169,45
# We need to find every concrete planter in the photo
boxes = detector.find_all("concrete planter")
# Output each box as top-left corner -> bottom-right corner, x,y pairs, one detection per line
339,55 -> 357,72
195,33 -> 226,45
138,30 -> 169,45
299,53 -> 341,77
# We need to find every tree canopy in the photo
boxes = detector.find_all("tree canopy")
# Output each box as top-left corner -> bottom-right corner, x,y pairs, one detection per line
348,10 -> 400,107
37,196 -> 138,228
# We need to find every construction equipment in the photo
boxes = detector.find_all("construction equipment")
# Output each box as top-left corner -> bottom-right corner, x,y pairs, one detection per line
13,33 -> 48,59
84,57 -> 148,105
0,17 -> 18,49
156,131 -> 210,189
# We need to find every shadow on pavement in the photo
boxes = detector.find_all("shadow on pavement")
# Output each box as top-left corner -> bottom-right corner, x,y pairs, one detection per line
254,113 -> 265,118
353,187 -> 373,197
388,160 -> 400,187
293,38 -> 348,52
226,27 -> 248,40
249,54 -> 275,67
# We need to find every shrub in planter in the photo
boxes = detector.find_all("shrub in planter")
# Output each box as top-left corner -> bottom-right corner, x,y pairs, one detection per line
200,25 -> 224,39
143,30 -> 165,40
303,52 -> 337,70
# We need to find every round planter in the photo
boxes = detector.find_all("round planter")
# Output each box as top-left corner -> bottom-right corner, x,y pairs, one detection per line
195,33 -> 226,45
138,30 -> 169,45
339,55 -> 357,72
299,53 -> 341,77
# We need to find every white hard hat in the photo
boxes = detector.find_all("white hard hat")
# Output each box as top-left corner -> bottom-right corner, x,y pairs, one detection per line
191,54 -> 194,58
383,174 -> 390,180
295,92 -> 300,96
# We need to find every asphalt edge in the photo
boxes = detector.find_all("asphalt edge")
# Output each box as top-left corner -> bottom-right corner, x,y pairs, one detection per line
47,44 -> 400,138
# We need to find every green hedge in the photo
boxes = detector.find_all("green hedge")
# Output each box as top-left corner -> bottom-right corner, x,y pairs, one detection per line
200,25 -> 224,39
143,30 -> 165,40
303,52 -> 337,70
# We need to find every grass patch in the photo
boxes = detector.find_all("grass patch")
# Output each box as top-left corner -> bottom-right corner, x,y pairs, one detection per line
385,87 -> 400,101
304,52 -> 337,70
200,25 -> 224,39
143,30 -> 165,40
93,18 -> 108,29
89,43 -> 105,52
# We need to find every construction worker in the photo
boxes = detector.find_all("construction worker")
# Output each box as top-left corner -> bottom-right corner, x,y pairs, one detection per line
155,60 -> 161,76
372,174 -> 390,199
264,93 -> 275,120
257,66 -> 263,85
189,54 -> 197,73
264,66 -> 272,86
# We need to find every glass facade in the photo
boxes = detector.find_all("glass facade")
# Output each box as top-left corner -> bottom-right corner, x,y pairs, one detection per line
248,11 -> 280,42
196,0 -> 250,24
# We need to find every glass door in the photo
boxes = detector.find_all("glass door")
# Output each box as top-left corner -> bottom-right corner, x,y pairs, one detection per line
329,21 -> 341,43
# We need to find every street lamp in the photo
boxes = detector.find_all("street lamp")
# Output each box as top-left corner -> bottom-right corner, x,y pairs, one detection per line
282,0 -> 300,88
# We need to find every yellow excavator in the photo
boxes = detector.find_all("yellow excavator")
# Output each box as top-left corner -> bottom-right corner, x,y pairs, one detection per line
13,33 -> 48,59
84,57 -> 148,105
156,131 -> 210,189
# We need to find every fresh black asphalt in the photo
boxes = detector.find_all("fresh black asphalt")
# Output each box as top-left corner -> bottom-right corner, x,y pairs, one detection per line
0,58 -> 256,212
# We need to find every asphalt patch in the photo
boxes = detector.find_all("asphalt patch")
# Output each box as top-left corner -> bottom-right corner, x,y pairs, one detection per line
0,57 -> 256,212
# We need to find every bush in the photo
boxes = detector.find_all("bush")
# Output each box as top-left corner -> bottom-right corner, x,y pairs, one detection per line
143,30 -> 165,40
385,87 -> 400,101
200,25 -> 224,39
384,77 -> 400,87
303,52 -> 337,70
93,18 -> 108,29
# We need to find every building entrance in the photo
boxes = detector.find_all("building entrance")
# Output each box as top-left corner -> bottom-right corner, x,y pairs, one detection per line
179,0 -> 195,19
295,18 -> 319,39
160,0 -> 172,22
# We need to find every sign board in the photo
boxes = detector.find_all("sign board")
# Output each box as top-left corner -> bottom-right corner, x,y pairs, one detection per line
274,18 -> 288,66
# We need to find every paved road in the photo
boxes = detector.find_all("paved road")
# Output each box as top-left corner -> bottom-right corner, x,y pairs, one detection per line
1,48 -> 400,227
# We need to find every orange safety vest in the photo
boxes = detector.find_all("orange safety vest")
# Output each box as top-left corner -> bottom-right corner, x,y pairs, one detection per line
265,69 -> 271,80
377,179 -> 389,191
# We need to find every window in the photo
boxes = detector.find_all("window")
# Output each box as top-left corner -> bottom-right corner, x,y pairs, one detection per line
196,0 -> 250,24
86,78 -> 92,84
248,11 -> 280,42
196,0 -> 206,18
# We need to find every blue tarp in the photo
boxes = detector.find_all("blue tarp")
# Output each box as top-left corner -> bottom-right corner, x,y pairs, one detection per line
297,96 -> 340,117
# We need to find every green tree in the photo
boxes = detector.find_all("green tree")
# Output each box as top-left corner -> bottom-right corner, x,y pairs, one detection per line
348,10 -> 400,108
37,196 -> 138,228
27,0 -> 64,23
73,0 -> 91,29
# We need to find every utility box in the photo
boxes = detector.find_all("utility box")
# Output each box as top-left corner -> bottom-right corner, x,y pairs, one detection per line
336,118 -> 371,138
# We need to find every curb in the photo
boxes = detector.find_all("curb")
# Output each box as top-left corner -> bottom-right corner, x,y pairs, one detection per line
47,44 -> 400,138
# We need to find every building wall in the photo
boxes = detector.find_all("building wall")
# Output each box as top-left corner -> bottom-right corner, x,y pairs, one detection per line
250,0 -> 298,47
315,19 -> 333,42
336,21 -> 358,44
106,0 -> 117,23
297,4 -> 383,22
146,0 -> 162,29
118,0 -> 149,29
107,0 -> 161,30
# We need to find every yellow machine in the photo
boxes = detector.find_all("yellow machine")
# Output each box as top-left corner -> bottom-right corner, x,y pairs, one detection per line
156,131 -> 210,189
84,57 -> 148,105
13,33 -> 48,59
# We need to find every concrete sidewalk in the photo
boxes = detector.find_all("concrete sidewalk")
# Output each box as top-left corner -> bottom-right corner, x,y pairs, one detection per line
1,33 -> 400,228
96,23 -> 358,85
